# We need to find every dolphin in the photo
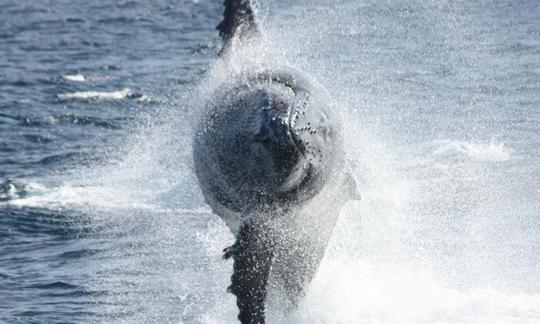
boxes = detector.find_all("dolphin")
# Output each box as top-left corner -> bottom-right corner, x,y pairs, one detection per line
193,1 -> 359,323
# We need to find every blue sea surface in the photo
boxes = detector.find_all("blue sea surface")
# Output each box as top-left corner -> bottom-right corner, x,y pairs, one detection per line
1,0 -> 539,323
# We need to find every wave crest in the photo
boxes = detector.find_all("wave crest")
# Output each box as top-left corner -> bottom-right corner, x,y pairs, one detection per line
56,88 -> 142,101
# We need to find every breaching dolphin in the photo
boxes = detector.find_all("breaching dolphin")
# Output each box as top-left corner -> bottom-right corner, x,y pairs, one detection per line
193,1 -> 359,323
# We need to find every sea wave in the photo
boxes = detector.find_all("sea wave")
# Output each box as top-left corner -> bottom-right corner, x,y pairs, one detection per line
61,74 -> 86,82
0,180 -> 211,214
56,88 -> 142,101
0,179 -> 31,202
3,184 -> 156,210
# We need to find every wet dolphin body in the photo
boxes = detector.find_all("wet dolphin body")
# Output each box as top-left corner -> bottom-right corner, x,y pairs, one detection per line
193,1 -> 359,323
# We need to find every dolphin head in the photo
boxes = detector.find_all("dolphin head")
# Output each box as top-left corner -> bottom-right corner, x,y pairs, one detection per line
194,69 -> 341,215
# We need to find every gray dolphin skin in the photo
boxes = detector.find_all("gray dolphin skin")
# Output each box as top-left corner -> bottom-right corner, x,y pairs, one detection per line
193,1 -> 359,323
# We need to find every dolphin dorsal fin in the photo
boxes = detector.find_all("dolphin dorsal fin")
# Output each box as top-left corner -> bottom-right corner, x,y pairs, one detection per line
217,0 -> 261,54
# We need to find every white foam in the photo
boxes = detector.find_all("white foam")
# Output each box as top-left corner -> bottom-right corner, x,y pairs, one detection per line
287,260 -> 540,324
5,184 -> 156,210
0,180 -> 215,219
56,88 -> 135,101
433,139 -> 512,162
62,74 -> 86,82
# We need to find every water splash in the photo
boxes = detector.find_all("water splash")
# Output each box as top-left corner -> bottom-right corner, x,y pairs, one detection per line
5,0 -> 538,323
433,139 -> 512,162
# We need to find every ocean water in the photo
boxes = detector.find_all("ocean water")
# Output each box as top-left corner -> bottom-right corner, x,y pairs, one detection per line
1,0 -> 539,323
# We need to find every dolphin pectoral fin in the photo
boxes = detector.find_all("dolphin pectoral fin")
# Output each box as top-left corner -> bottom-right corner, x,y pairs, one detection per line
227,222 -> 274,324
223,242 -> 240,260
342,171 -> 361,201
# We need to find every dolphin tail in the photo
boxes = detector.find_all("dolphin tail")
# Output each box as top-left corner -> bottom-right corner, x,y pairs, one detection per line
217,0 -> 261,54
224,222 -> 274,324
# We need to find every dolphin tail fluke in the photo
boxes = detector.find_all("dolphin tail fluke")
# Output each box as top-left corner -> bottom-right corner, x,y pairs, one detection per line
225,222 -> 273,324
217,0 -> 261,54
